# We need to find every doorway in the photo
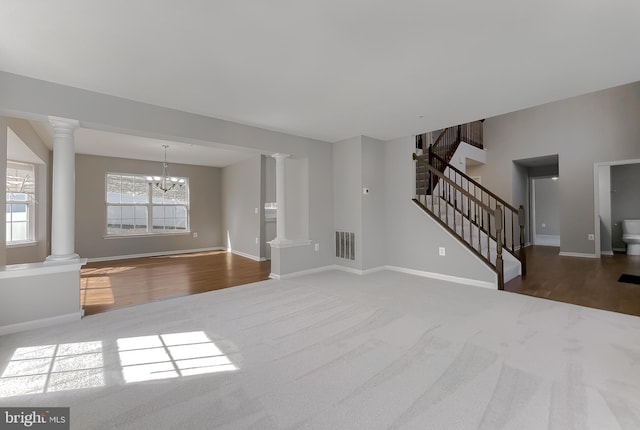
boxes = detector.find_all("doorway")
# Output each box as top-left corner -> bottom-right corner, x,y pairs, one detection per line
512,154 -> 560,247
530,176 -> 560,246
594,159 -> 640,257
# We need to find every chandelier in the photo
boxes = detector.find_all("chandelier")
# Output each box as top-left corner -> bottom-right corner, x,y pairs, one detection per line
147,145 -> 185,192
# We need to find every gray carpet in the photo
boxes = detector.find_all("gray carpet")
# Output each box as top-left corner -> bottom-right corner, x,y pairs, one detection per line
1,270 -> 640,429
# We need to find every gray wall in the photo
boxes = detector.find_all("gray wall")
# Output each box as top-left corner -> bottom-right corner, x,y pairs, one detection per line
265,156 -> 276,203
611,163 -> 640,249
467,81 -> 640,255
0,71 -> 335,275
534,177 -> 560,236
331,135 -> 386,271
332,137 -> 362,269
75,154 -> 223,259
0,266 -> 81,331
285,157 -> 309,241
222,156 -> 262,259
361,136 -> 386,270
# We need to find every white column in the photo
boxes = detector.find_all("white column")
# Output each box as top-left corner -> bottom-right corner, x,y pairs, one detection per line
271,153 -> 290,244
46,116 -> 80,261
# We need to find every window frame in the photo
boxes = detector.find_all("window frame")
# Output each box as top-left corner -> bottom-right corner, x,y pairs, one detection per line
105,172 -> 190,238
6,161 -> 36,245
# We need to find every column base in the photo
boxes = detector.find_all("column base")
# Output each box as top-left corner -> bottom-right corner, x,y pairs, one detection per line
269,238 -> 292,246
269,239 -> 312,248
45,253 -> 81,262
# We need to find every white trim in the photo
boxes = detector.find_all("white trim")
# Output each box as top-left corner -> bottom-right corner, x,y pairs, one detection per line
270,264 -> 336,280
384,265 -> 497,289
0,311 -> 82,336
330,265 -> 386,276
229,249 -> 266,262
558,252 -> 599,259
104,232 -> 191,239
0,259 -> 87,280
6,240 -> 39,248
334,265 -> 366,276
269,239 -> 313,249
269,264 -> 497,289
601,250 -> 614,256
272,264 -> 386,279
86,247 -> 225,263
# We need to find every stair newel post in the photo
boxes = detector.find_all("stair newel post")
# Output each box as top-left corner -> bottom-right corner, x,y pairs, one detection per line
495,206 -> 504,290
487,214 -> 491,261
519,205 -> 527,277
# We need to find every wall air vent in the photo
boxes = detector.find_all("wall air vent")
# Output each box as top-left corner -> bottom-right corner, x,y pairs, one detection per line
335,231 -> 355,260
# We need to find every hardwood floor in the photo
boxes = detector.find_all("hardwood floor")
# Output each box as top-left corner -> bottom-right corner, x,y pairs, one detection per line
81,246 -> 640,318
505,246 -> 640,317
80,250 -> 271,315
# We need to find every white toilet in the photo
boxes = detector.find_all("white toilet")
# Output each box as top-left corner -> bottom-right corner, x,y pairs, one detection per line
622,220 -> 640,255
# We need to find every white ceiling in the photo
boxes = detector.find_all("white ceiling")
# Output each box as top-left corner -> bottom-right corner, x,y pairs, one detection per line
2,1 -> 640,144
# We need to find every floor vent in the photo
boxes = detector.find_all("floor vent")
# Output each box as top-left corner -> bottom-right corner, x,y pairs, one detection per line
335,231 -> 355,260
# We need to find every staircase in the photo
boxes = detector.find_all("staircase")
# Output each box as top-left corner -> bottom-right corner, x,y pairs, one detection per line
413,123 -> 526,289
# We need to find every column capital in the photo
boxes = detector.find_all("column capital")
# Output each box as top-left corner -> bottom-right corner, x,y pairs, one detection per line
48,116 -> 80,133
271,153 -> 290,160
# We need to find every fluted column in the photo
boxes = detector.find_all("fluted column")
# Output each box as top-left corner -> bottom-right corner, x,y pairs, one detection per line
46,116 -> 80,261
271,153 -> 290,244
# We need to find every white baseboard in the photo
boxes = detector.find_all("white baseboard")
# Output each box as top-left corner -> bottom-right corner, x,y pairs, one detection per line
601,250 -> 614,256
87,247 -> 226,263
271,264 -> 375,280
270,264 -> 496,289
383,265 -> 497,289
270,265 -> 336,280
229,249 -> 266,262
558,252 -> 599,259
0,311 -> 82,336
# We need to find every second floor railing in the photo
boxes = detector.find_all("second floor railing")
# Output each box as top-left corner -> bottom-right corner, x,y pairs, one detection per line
417,120 -> 484,171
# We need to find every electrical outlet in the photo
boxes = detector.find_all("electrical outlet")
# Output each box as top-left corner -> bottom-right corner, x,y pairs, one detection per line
439,247 -> 446,256
588,234 -> 595,241
314,243 -> 319,252
255,237 -> 259,244
192,232 -> 198,238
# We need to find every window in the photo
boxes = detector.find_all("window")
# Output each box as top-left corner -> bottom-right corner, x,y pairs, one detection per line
106,173 -> 189,236
6,161 -> 35,243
